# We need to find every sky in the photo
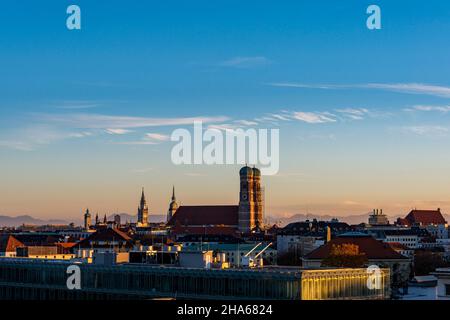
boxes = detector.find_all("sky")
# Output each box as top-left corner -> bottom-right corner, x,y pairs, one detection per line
1,0 -> 450,221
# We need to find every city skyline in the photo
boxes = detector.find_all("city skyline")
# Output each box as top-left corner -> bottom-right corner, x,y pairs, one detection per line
2,0 -> 450,220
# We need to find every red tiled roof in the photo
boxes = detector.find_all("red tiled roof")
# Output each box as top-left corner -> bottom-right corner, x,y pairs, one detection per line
305,236 -> 408,260
56,242 -> 78,249
172,225 -> 239,236
405,209 -> 446,226
77,228 -> 133,248
387,242 -> 410,250
0,234 -> 24,253
168,205 -> 239,227
396,218 -> 410,226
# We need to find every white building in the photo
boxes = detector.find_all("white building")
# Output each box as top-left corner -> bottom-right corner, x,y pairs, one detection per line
426,224 -> 449,239
431,268 -> 450,300
383,230 -> 419,249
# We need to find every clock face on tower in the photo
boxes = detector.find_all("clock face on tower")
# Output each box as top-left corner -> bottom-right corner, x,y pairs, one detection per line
241,194 -> 248,201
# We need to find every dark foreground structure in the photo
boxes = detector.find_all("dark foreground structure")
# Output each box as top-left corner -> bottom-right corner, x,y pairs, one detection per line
0,258 -> 390,300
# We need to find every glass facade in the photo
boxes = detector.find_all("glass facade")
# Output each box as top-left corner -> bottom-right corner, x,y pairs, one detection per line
0,259 -> 389,300
301,268 -> 390,300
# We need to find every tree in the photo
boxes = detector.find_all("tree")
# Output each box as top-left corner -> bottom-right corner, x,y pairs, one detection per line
414,250 -> 450,276
321,244 -> 368,268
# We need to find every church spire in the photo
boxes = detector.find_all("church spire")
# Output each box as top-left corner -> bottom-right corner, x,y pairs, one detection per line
137,187 -> 149,226
167,185 -> 178,224
140,187 -> 148,207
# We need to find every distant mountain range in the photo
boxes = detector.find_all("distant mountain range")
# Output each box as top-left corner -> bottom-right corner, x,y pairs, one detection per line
0,213 -> 167,227
0,215 -> 70,227
267,212 -> 450,226
266,213 -> 372,226
1,212 -> 449,228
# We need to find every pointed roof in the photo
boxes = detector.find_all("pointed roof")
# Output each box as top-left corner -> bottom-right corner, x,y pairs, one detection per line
172,185 -> 176,201
76,228 -> 133,248
140,187 -> 148,206
0,234 -> 24,253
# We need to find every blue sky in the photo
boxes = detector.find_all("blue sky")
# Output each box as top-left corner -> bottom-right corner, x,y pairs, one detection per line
1,1 -> 450,220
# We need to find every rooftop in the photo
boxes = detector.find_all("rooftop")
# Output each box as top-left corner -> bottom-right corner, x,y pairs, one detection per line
168,205 -> 239,227
305,235 -> 410,260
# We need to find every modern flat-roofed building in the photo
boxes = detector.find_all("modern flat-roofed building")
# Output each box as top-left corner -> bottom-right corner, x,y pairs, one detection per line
0,258 -> 390,300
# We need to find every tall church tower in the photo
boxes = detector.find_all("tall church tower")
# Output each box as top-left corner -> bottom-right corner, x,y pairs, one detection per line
84,208 -> 91,231
238,166 -> 264,233
167,186 -> 178,223
238,166 -> 255,233
252,167 -> 264,231
137,188 -> 149,227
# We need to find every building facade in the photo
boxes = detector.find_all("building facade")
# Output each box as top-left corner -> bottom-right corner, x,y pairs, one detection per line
238,166 -> 264,233
84,208 -> 91,231
368,209 -> 389,226
0,259 -> 390,300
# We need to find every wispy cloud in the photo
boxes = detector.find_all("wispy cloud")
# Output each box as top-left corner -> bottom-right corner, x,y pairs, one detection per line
52,100 -> 102,110
105,128 -> 132,135
256,108 -> 374,124
114,132 -> 171,146
269,82 -> 450,98
399,125 -> 449,137
233,120 -> 258,126
145,133 -> 170,142
38,113 -> 229,129
207,123 -> 241,131
365,83 -> 450,98
335,108 -> 369,120
0,113 -> 229,151
69,132 -> 93,138
0,126 -> 94,151
291,111 -> 337,124
0,140 -> 35,151
219,56 -> 271,68
404,105 -> 450,113
207,119 -> 262,131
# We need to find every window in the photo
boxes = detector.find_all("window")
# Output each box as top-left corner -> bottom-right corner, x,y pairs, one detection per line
445,284 -> 450,296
